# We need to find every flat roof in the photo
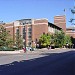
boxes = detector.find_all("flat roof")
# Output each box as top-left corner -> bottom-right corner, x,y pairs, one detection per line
16,19 -> 32,21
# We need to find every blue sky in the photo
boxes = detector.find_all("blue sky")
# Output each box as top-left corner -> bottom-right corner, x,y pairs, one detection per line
0,0 -> 74,27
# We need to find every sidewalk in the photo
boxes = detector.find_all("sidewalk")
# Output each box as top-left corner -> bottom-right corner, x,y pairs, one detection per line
26,48 -> 75,54
0,51 -> 20,54
0,48 -> 74,54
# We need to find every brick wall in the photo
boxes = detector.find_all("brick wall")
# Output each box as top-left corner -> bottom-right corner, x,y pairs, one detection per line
32,24 -> 48,42
54,15 -> 66,32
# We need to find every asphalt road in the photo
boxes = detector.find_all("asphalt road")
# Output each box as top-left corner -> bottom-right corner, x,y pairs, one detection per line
0,49 -> 75,75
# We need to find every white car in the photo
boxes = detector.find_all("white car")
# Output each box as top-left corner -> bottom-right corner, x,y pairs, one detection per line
26,47 -> 32,51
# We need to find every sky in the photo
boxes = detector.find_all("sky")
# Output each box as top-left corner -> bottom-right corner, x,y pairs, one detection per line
0,0 -> 74,27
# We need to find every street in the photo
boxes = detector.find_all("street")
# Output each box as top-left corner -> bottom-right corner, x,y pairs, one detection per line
0,49 -> 75,75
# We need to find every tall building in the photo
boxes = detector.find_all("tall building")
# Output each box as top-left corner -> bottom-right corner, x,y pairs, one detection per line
54,15 -> 66,32
1,18 -> 62,47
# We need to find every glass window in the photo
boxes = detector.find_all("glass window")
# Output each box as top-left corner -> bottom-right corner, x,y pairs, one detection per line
28,28 -> 32,31
23,27 -> 26,39
28,32 -> 32,36
28,36 -> 32,38
16,28 -> 19,34
20,19 -> 32,25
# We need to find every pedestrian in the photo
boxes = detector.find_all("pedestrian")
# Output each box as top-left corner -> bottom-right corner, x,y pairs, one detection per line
50,46 -> 51,49
23,47 -> 26,53
47,46 -> 50,50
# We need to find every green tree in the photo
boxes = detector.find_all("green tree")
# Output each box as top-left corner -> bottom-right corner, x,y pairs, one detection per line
39,33 -> 51,47
64,35 -> 72,46
0,26 -> 13,47
15,28 -> 23,49
54,30 -> 65,47
6,37 -> 13,47
53,30 -> 72,48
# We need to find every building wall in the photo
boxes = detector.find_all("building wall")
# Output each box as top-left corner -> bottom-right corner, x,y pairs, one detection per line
66,32 -> 75,38
48,26 -> 54,33
32,19 -> 48,42
3,23 -> 14,40
48,26 -> 60,34
32,24 -> 48,42
34,19 -> 48,24
26,25 -> 32,46
66,28 -> 75,38
1,18 -> 62,47
54,15 -> 66,32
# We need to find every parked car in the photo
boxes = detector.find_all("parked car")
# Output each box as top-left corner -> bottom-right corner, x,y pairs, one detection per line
26,47 -> 35,51
26,47 -> 32,51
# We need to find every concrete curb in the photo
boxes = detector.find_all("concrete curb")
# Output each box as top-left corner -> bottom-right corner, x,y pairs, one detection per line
0,51 -> 20,54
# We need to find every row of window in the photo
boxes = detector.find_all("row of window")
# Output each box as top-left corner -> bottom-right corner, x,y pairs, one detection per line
19,20 -> 32,25
27,26 -> 32,46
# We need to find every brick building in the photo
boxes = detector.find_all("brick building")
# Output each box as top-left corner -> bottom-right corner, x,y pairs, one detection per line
54,15 -> 75,38
66,26 -> 75,38
54,15 -> 75,47
54,15 -> 66,32
66,26 -> 75,47
1,18 -> 62,47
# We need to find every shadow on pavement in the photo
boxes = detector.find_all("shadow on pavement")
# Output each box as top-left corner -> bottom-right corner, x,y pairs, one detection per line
0,51 -> 75,75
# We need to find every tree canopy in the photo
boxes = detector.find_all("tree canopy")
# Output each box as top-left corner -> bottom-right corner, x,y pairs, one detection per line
39,33 -> 51,47
0,26 -> 13,47
39,30 -> 72,48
